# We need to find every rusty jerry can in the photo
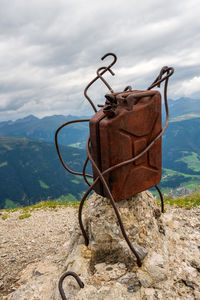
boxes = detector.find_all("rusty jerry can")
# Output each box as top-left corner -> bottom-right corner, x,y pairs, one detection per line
89,89 -> 162,202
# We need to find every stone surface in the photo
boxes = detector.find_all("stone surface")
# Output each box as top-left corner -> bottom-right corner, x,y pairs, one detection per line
2,191 -> 200,300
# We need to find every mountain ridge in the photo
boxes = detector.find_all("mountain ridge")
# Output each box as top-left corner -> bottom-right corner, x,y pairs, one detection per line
0,114 -> 90,148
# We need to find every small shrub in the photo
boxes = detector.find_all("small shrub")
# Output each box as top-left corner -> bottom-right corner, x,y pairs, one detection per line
2,214 -> 9,220
32,201 -> 58,209
19,213 -> 31,220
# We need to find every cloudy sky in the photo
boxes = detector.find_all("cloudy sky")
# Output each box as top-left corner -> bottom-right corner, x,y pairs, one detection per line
0,0 -> 199,121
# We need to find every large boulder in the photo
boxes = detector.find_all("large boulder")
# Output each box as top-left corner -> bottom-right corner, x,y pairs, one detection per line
54,191 -> 168,300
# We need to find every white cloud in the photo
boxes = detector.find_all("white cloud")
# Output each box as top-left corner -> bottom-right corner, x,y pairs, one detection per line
0,0 -> 199,121
173,76 -> 200,97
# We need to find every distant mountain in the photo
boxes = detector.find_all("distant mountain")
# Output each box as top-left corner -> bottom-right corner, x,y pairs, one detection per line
0,136 -> 91,209
0,114 -> 90,148
0,97 -> 200,148
166,97 -> 200,120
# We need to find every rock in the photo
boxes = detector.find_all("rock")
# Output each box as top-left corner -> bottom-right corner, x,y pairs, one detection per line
181,279 -> 195,289
190,260 -> 200,273
0,281 -> 4,289
52,191 -> 168,299
127,281 -> 141,293
6,261 -> 59,300
137,270 -> 153,288
132,243 -> 148,260
94,262 -> 126,281
130,227 -> 139,236
194,290 -> 200,300
146,265 -> 167,282
153,209 -> 161,219
117,272 -> 141,293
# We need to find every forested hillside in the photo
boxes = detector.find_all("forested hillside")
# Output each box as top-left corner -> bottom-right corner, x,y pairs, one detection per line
0,137 -> 90,209
161,118 -> 200,192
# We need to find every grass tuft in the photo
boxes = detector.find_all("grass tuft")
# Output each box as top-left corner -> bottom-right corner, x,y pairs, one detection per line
1,198 -> 81,215
159,191 -> 200,209
18,213 -> 31,220
2,214 -> 9,220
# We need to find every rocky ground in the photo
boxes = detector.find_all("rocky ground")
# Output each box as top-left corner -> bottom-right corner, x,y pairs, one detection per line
0,192 -> 200,300
0,206 -> 77,299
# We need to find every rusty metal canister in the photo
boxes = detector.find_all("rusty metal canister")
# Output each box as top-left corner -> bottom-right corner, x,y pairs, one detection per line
89,90 -> 162,202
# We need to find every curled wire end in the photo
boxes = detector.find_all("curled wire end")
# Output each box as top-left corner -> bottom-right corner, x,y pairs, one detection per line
156,66 -> 173,88
148,66 -> 174,90
83,53 -> 118,113
101,52 -> 117,67
58,271 -> 84,300
124,85 -> 132,92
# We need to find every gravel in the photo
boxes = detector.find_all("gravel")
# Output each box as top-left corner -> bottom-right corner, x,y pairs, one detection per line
0,207 -> 77,297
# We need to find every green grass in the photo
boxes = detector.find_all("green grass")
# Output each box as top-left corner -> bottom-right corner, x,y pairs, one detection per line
19,213 -> 31,220
0,161 -> 7,168
71,174 -> 88,185
39,180 -> 49,189
20,198 -> 80,211
162,191 -> 200,209
170,114 -> 200,122
176,152 -> 200,172
0,195 -> 81,215
163,168 -> 200,179
2,214 -> 9,220
69,142 -> 81,148
71,179 -> 80,184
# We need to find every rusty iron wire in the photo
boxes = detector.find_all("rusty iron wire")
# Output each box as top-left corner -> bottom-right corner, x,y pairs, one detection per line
58,272 -> 84,300
55,53 -> 174,299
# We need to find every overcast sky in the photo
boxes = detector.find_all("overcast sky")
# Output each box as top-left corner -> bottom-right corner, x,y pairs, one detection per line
0,0 -> 199,121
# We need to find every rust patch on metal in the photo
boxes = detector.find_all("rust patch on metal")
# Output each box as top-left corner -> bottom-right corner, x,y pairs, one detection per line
90,90 -> 162,201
